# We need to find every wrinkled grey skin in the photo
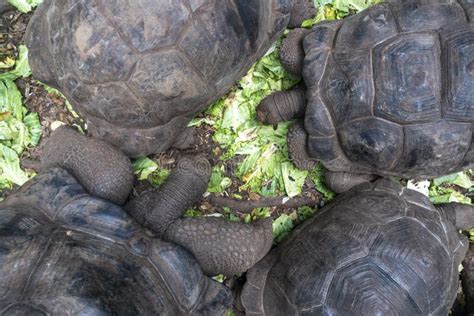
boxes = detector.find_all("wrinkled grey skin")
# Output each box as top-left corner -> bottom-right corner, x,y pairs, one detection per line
257,0 -> 474,191
242,179 -> 474,316
25,0 -> 310,157
0,127 -> 274,315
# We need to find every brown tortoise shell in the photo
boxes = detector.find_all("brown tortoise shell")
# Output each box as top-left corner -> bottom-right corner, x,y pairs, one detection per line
25,0 -> 295,157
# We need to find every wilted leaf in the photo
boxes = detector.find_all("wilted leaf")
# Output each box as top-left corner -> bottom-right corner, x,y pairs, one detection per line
208,165 -> 232,193
40,83 -> 81,119
308,164 -> 335,201
298,206 -> 317,221
132,157 -> 171,187
0,46 -> 32,80
0,79 -> 25,120
7,0 -> 43,13
407,179 -> 431,197
272,214 -> 294,244
132,157 -> 158,180
281,162 -> 308,198
433,172 -> 472,189
184,208 -> 203,218
0,57 -> 15,69
24,112 -> 42,146
0,143 -> 32,186
429,186 -> 471,205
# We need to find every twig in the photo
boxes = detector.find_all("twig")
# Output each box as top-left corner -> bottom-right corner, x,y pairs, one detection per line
209,193 -> 321,213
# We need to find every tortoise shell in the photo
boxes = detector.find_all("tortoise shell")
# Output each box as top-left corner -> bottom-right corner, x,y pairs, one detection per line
241,179 -> 469,315
0,168 -> 231,315
25,0 -> 293,157
302,0 -> 474,178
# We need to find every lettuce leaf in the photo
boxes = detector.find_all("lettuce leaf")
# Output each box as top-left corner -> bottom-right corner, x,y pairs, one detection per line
7,0 -> 42,13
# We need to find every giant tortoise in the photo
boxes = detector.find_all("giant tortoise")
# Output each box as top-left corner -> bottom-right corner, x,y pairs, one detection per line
257,0 -> 474,191
241,179 -> 474,315
25,0 -> 315,157
0,127 -> 273,314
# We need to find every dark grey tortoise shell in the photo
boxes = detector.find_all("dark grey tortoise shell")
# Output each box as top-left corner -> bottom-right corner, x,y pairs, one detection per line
303,0 -> 474,178
25,0 -> 295,157
0,168 -> 232,315
241,179 -> 470,315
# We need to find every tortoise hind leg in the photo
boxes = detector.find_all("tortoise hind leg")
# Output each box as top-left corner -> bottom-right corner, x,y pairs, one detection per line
462,243 -> 474,315
324,171 -> 378,194
288,0 -> 316,28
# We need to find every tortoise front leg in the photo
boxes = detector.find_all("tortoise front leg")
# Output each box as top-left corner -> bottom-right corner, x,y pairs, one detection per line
281,28 -> 310,76
288,0 -> 316,29
42,126 -> 134,205
255,27 -> 310,125
286,121 -> 316,170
